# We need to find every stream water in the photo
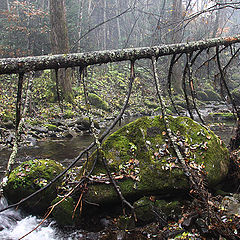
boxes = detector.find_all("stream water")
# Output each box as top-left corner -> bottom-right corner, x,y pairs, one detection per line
0,116 -> 236,239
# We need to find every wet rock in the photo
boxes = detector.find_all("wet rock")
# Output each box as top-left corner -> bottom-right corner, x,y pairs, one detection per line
63,128 -> 77,138
25,136 -> 37,146
3,159 -> 64,214
75,117 -> 100,131
5,132 -> 14,146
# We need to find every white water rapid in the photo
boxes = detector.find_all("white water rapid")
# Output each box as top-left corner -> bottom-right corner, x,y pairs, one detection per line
0,197 -> 63,240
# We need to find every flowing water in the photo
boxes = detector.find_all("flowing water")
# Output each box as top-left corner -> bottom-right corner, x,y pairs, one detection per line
0,116 -> 236,239
0,197 -> 60,240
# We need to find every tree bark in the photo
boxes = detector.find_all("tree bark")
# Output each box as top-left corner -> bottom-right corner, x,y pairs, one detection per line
77,0 -> 85,53
103,0 -> 107,50
49,0 -> 72,100
1,35 -> 240,75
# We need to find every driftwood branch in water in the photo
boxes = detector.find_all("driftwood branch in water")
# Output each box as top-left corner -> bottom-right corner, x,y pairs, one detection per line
1,36 -> 240,75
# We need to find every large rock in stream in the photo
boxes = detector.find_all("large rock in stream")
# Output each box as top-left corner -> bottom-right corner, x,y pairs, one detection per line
52,115 -> 230,226
83,115 -> 229,204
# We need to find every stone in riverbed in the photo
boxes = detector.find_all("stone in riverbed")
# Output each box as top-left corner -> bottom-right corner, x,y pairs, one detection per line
3,159 -> 64,214
84,115 -> 229,205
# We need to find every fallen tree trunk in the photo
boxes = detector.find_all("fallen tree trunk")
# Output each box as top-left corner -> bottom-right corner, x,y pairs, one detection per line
0,35 -> 240,74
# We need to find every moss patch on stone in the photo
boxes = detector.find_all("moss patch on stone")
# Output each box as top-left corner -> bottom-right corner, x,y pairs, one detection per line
210,112 -> 236,121
134,196 -> 181,223
51,196 -> 76,226
88,93 -> 109,111
44,123 -> 58,131
3,159 -> 64,214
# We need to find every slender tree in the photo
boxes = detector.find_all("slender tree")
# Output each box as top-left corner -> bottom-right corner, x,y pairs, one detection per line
169,0 -> 184,93
49,0 -> 72,100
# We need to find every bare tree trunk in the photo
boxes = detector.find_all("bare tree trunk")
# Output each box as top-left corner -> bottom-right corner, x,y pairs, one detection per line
170,0 -> 183,93
77,0 -> 85,52
88,0 -> 92,16
49,0 -> 72,100
116,0 -> 122,47
103,0 -> 107,50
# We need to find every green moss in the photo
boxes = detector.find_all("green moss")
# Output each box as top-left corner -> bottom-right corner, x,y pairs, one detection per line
63,109 -> 75,119
117,215 -> 135,230
134,197 -> 155,222
4,159 -> 64,214
144,99 -> 159,109
44,124 -> 58,131
197,91 -> 209,101
51,196 -> 76,226
210,112 -> 236,121
134,197 -> 181,223
88,93 -> 109,111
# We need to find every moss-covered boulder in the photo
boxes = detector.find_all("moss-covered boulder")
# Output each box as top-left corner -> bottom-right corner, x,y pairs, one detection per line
209,112 -> 236,121
88,93 -> 109,111
197,91 -> 209,101
85,116 -> 229,205
3,159 -> 64,214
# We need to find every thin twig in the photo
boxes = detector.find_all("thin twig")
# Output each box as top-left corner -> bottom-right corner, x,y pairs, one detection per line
16,73 -> 24,129
188,50 -> 205,124
167,54 -> 181,115
182,53 -> 194,119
